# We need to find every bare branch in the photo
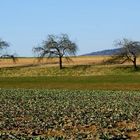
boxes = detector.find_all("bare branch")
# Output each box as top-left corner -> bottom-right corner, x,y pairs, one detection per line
33,34 -> 78,69
106,38 -> 140,69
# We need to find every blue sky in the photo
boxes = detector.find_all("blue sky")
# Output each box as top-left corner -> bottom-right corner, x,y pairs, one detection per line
1,0 -> 140,56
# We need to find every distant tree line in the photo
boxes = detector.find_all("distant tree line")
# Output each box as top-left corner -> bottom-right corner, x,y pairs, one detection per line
1,35 -> 140,70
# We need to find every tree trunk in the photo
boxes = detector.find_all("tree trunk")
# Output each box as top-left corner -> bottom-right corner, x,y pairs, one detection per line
133,57 -> 137,69
59,56 -> 63,69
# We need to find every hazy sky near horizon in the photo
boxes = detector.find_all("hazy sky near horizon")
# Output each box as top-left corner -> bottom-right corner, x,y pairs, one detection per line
1,0 -> 140,56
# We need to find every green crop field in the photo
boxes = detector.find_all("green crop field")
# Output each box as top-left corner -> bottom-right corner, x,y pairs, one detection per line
0,89 -> 140,139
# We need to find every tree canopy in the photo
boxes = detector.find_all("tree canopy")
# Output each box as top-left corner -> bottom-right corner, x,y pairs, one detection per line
0,38 -> 17,63
33,34 -> 78,69
107,38 -> 140,69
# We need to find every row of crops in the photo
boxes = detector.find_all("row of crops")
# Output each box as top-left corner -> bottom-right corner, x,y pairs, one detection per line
0,89 -> 140,139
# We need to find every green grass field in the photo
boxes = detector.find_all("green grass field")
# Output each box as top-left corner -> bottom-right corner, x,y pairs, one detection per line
0,65 -> 140,90
0,75 -> 140,90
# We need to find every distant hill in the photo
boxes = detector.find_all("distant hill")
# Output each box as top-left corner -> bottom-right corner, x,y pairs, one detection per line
82,48 -> 121,56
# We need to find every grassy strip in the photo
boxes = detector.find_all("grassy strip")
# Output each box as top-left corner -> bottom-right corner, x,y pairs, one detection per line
0,65 -> 140,77
0,75 -> 140,90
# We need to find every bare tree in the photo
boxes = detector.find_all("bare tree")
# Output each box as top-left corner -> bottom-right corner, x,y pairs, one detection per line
33,34 -> 78,69
0,38 -> 9,49
0,38 -> 17,63
107,39 -> 140,69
